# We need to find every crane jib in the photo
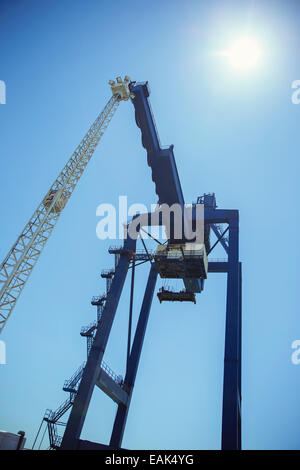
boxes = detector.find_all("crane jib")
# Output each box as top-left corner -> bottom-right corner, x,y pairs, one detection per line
0,77 -> 132,332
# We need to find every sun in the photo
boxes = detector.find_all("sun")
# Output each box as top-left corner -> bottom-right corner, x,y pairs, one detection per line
221,37 -> 262,70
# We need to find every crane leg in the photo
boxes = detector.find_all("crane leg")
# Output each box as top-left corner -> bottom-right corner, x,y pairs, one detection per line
60,236 -> 136,450
110,263 -> 158,448
221,215 -> 241,450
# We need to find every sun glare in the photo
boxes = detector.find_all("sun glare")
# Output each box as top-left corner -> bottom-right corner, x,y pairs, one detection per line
221,37 -> 262,70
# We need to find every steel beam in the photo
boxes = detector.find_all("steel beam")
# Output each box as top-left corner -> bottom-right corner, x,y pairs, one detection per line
96,366 -> 129,406
59,208 -> 241,451
109,263 -> 158,448
208,262 -> 228,273
221,211 -> 241,450
210,224 -> 229,255
238,261 -> 242,450
60,236 -> 136,450
129,82 -> 185,209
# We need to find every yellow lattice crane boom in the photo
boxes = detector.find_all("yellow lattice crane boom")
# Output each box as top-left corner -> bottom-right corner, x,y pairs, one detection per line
0,76 -> 132,333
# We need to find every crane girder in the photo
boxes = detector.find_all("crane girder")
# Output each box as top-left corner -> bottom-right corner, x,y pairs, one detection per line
129,82 -> 185,209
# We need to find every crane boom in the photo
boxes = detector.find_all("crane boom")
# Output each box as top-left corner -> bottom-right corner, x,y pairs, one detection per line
0,76 -> 132,333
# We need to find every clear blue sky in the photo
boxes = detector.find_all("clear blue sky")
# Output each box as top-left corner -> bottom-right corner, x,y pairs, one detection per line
1,0 -> 300,450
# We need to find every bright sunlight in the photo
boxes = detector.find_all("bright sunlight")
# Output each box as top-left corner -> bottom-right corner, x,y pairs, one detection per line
220,36 -> 262,70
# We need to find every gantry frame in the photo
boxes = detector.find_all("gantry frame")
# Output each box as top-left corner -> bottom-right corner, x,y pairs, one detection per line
60,205 -> 241,450
33,79 -> 242,450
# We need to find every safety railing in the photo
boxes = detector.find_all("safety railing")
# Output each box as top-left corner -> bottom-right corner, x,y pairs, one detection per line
80,321 -> 97,335
63,362 -> 86,392
101,269 -> 115,277
91,294 -> 106,305
101,360 -> 123,386
207,258 -> 227,263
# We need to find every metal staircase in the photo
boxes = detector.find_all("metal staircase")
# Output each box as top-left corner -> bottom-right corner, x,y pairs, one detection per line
35,250 -> 126,449
63,362 -> 86,393
44,395 -> 76,449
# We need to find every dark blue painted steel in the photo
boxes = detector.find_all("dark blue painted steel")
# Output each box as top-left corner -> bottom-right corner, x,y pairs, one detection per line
129,82 -> 185,209
238,261 -> 242,449
110,263 -> 158,448
208,261 -> 228,273
211,224 -> 229,255
60,236 -> 136,450
129,85 -> 205,292
58,81 -> 241,451
221,211 -> 241,450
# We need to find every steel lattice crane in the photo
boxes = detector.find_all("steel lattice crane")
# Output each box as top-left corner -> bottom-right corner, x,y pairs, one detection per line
0,76 -> 133,333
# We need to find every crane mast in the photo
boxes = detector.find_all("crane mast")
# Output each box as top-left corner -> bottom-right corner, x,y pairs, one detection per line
0,76 -> 132,333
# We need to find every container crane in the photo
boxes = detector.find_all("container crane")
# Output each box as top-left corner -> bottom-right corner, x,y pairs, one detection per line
0,76 -> 132,333
32,81 -> 241,451
2,77 -> 241,450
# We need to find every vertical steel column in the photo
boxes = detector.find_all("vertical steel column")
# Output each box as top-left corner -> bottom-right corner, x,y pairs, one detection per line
237,261 -> 242,450
221,212 -> 241,450
61,236 -> 136,450
126,255 -> 136,375
110,263 -> 158,448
